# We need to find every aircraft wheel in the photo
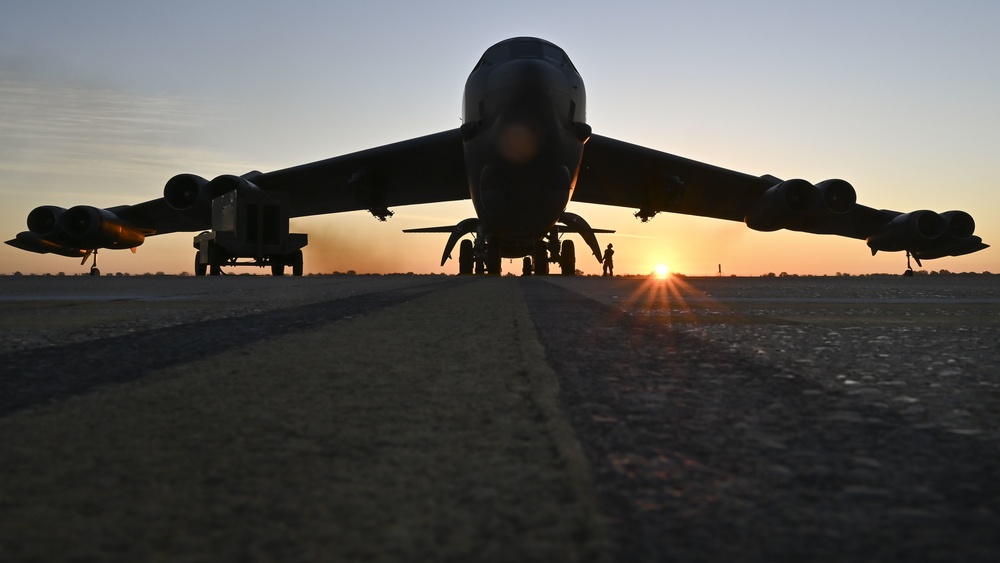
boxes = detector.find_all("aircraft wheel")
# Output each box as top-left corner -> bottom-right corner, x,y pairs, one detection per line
533,240 -> 548,275
271,256 -> 285,276
194,251 -> 207,276
522,256 -> 532,276
487,243 -> 501,275
291,250 -> 304,276
90,267 -> 101,276
903,269 -> 914,277
560,240 -> 576,275
459,239 -> 474,275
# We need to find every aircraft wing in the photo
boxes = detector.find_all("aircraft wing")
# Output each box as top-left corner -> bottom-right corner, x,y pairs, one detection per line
574,134 -> 987,260
254,128 -> 468,221
140,128 -> 467,234
7,129 -> 469,254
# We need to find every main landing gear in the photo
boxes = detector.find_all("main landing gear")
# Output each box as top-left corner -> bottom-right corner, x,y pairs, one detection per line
458,238 -> 502,275
458,239 -> 475,275
524,238 -> 575,276
457,234 -> 578,276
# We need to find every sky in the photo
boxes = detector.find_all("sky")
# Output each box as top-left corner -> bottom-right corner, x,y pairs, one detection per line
2,0 -> 998,276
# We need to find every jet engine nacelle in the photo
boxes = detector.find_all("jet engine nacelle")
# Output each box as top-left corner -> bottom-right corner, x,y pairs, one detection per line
164,172 -> 263,217
866,210 -> 945,253
908,210 -> 985,260
27,206 -> 68,238
939,210 -> 975,240
163,173 -> 210,212
744,179 -> 818,231
205,174 -> 262,197
814,179 -> 857,214
59,206 -> 146,249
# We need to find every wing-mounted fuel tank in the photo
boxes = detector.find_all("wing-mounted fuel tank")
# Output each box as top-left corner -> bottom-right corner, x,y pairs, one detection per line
7,231 -> 87,258
744,177 -> 857,232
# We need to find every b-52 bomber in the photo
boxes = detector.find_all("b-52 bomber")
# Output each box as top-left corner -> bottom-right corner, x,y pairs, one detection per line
6,37 -> 988,276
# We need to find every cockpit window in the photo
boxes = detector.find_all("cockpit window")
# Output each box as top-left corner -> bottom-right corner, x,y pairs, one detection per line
472,39 -> 577,72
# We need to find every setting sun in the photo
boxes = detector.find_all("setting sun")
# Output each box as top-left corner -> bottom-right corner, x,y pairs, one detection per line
654,264 -> 670,278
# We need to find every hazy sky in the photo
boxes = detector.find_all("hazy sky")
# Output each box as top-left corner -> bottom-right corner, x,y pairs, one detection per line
2,0 -> 998,275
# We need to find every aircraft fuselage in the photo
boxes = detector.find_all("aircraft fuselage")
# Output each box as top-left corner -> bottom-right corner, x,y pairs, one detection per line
461,38 -> 589,258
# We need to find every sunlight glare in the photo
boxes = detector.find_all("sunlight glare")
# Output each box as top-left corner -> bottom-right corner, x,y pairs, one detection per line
654,264 -> 669,278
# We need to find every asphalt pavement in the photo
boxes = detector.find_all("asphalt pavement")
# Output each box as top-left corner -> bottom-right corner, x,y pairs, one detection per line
1,274 -> 997,562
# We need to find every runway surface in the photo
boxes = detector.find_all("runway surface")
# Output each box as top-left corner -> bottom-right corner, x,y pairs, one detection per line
1,274 -> 998,562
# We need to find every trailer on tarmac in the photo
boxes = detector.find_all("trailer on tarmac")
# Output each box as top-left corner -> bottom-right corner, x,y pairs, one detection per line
193,189 -> 307,276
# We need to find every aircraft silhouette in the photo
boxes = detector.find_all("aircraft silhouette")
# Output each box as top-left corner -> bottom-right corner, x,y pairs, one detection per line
6,37 -> 988,275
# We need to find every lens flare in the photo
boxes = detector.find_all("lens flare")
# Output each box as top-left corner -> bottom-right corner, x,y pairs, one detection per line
654,264 -> 669,278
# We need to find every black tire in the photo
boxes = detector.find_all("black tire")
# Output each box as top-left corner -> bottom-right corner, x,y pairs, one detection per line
522,256 -> 532,276
194,251 -> 207,276
459,239 -> 474,275
533,240 -> 548,275
209,244 -> 223,276
560,240 -> 576,275
291,250 -> 304,276
271,256 -> 285,276
90,267 -> 100,276
487,243 -> 501,275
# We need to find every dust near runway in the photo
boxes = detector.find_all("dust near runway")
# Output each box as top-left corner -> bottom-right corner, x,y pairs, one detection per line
1,274 -> 998,562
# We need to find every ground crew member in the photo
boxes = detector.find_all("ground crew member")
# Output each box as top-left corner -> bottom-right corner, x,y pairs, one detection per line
602,243 -> 614,276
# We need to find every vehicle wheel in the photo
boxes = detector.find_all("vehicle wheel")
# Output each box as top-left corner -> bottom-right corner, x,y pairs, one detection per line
522,256 -> 532,276
194,251 -> 207,276
90,267 -> 100,276
459,239 -> 474,275
559,240 -> 576,275
209,244 -> 223,276
291,250 -> 304,276
271,256 -> 285,276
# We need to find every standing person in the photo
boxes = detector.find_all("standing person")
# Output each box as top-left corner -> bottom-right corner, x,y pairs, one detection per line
602,243 -> 614,276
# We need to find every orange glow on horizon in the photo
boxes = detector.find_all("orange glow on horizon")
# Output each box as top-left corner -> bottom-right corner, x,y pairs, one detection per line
626,272 -> 705,315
